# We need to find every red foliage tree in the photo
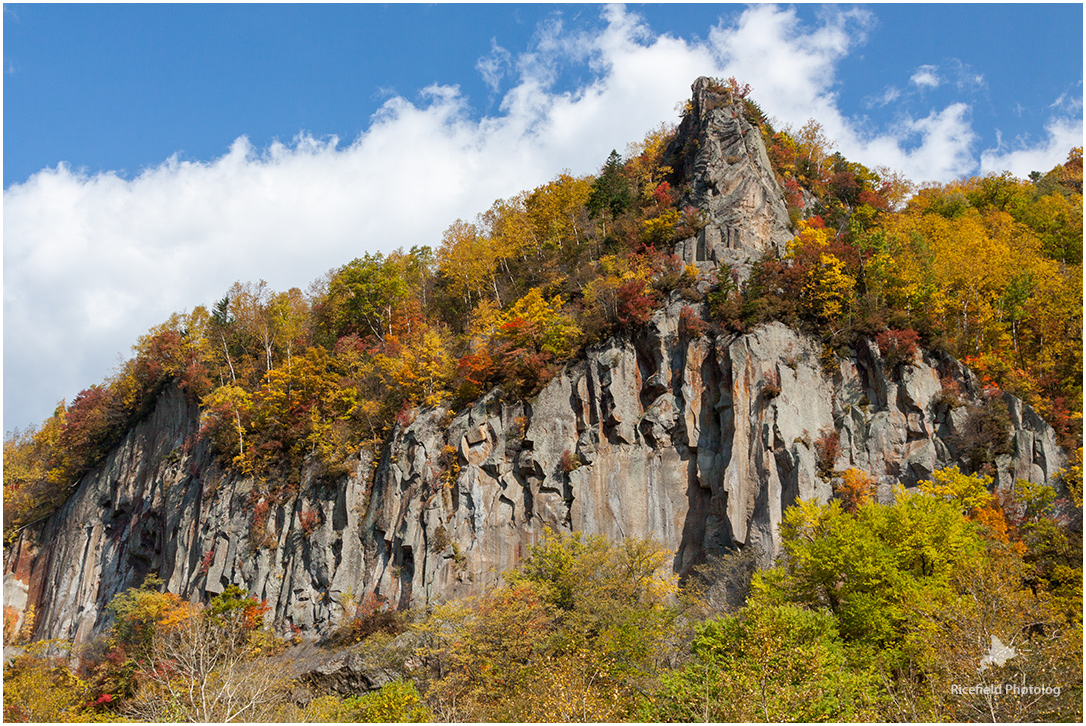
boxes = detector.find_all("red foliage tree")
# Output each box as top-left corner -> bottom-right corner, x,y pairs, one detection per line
615,279 -> 658,329
875,328 -> 920,367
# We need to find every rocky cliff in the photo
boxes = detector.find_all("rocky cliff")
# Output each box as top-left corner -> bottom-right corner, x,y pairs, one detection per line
670,76 -> 793,277
3,79 -> 1068,646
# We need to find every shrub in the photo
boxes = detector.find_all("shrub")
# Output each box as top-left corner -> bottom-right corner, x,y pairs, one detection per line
761,369 -> 782,401
679,305 -> 708,339
875,328 -> 920,368
3,640 -> 92,723
835,468 -> 873,513
814,429 -> 841,478
430,525 -> 450,552
424,529 -> 681,722
299,507 -> 321,538
615,278 -> 659,329
559,449 -> 579,475
934,374 -> 965,409
342,679 -> 432,723
198,548 -> 215,575
325,592 -> 404,647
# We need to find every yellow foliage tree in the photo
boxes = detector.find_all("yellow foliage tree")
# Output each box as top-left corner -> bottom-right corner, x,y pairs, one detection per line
396,326 -> 455,407
3,640 -> 92,723
918,466 -> 993,516
803,252 -> 856,327
624,123 -> 676,201
422,530 -> 683,722
437,219 -> 501,309
526,173 -> 593,253
497,287 -> 582,361
836,468 -> 874,513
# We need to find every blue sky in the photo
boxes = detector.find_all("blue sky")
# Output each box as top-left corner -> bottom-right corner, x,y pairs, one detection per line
4,3 -> 1083,432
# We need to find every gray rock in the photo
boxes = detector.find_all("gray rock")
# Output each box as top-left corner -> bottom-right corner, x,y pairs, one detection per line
669,77 -> 793,279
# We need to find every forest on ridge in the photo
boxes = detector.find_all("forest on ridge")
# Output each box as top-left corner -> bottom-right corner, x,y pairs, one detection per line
3,79 -> 1082,722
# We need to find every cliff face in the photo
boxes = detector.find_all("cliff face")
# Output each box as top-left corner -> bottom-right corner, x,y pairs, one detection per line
3,315 -> 1066,645
3,79 -> 1068,645
670,76 -> 793,276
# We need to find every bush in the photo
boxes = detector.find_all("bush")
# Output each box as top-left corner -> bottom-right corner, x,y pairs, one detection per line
422,530 -> 683,722
679,305 -> 708,339
814,429 -> 840,478
324,593 -> 404,647
835,468 -> 873,512
643,605 -> 879,723
3,641 -> 92,723
559,449 -> 579,475
343,680 -> 432,723
875,328 -> 920,368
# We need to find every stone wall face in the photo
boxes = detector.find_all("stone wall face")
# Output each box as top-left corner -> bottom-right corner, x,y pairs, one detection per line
4,312 -> 1064,644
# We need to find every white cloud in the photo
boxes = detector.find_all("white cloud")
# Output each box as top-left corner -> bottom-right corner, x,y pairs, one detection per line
980,115 -> 1084,178
866,86 -> 902,109
899,104 -> 979,182
1050,82 -> 1084,114
945,59 -> 985,92
980,86 -> 1083,179
476,40 -> 512,94
911,64 -> 941,89
3,4 -> 1081,431
708,4 -> 871,131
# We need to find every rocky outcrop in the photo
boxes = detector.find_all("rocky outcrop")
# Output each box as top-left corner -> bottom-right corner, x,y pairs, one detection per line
283,632 -> 424,700
2,77 -> 1069,647
670,77 -> 793,276
3,309 -> 1066,645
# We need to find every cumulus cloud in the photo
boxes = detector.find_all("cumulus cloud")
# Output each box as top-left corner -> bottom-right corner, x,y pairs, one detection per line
709,5 -> 871,131
3,4 -> 1080,430
911,64 -> 941,89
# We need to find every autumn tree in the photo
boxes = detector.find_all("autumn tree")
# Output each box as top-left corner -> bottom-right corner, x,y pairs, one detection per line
437,219 -> 501,310
122,586 -> 285,722
321,253 -> 409,342
755,492 -> 985,645
902,546 -> 1082,722
338,680 -> 432,723
835,468 -> 874,513
580,254 -> 659,335
525,172 -> 593,259
421,530 -> 683,722
3,641 -> 93,722
3,416 -> 68,541
267,287 -> 311,372
623,123 -> 676,203
644,605 -> 881,722
490,288 -> 582,394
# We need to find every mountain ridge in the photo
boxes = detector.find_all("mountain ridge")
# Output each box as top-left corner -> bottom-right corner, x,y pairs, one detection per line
3,77 -> 1079,648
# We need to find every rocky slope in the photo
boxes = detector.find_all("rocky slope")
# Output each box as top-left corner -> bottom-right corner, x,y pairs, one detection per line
3,78 -> 1068,646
